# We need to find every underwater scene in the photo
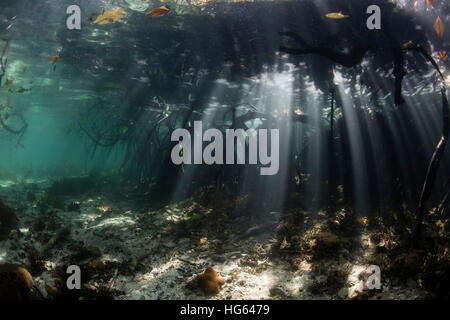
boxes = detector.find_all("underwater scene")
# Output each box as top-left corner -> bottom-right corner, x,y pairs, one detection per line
0,0 -> 448,301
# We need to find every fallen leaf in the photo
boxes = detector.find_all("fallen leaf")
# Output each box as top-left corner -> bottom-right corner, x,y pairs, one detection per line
325,12 -> 350,19
434,16 -> 444,39
94,8 -> 124,25
358,217 -> 369,225
149,6 -> 170,17
402,40 -> 414,48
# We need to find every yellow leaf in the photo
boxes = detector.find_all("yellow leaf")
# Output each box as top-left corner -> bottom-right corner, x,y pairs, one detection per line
94,8 -> 124,25
325,12 -> 349,19
402,40 -> 413,49
434,16 -> 445,39
358,217 -> 369,225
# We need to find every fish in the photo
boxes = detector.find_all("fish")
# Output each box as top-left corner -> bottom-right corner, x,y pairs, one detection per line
15,88 -> 31,93
414,1 -> 418,7
426,0 -> 434,7
4,79 -> 13,86
438,51 -> 446,60
149,6 -> 170,17
51,55 -> 59,64
325,12 -> 349,19
402,40 -> 414,49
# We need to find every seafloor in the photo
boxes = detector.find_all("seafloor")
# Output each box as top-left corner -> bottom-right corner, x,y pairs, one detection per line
2,174 -> 447,300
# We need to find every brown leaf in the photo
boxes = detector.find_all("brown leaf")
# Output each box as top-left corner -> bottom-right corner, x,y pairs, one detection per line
434,16 -> 445,39
94,8 -> 124,25
149,6 -> 170,17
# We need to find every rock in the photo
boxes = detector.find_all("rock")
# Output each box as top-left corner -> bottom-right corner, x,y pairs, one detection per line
269,286 -> 286,298
0,264 -> 35,300
67,201 -> 81,212
196,267 -> 225,295
338,287 -> 348,299
316,231 -> 339,247
0,202 -> 18,240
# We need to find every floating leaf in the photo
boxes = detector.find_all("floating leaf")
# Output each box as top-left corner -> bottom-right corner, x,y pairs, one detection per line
94,8 -> 124,25
402,40 -> 414,48
149,6 -> 170,17
325,12 -> 349,19
358,217 -> 369,225
434,16 -> 444,39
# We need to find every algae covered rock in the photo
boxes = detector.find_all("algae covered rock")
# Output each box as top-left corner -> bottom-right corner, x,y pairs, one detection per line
196,267 -> 225,295
0,201 -> 18,240
0,264 -> 35,300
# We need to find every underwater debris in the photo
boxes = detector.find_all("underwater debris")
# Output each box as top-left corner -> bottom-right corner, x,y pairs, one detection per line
197,236 -> 209,250
196,267 -> 225,295
191,0 -> 212,6
0,201 -> 18,240
50,55 -> 59,64
93,8 -> 124,25
0,264 -> 36,300
434,16 -> 444,39
149,6 -> 170,18
402,40 -> 414,49
67,201 -> 81,212
97,205 -> 111,214
325,12 -> 349,19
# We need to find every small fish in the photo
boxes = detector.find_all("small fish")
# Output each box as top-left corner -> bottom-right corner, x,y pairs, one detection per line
15,88 -> 31,93
88,15 -> 95,22
149,6 -> 170,17
414,1 -> 418,7
51,55 -> 59,64
438,51 -> 446,60
402,40 -> 414,48
325,12 -> 349,19
426,0 -> 434,7
6,23 -> 14,30
4,79 -> 13,86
